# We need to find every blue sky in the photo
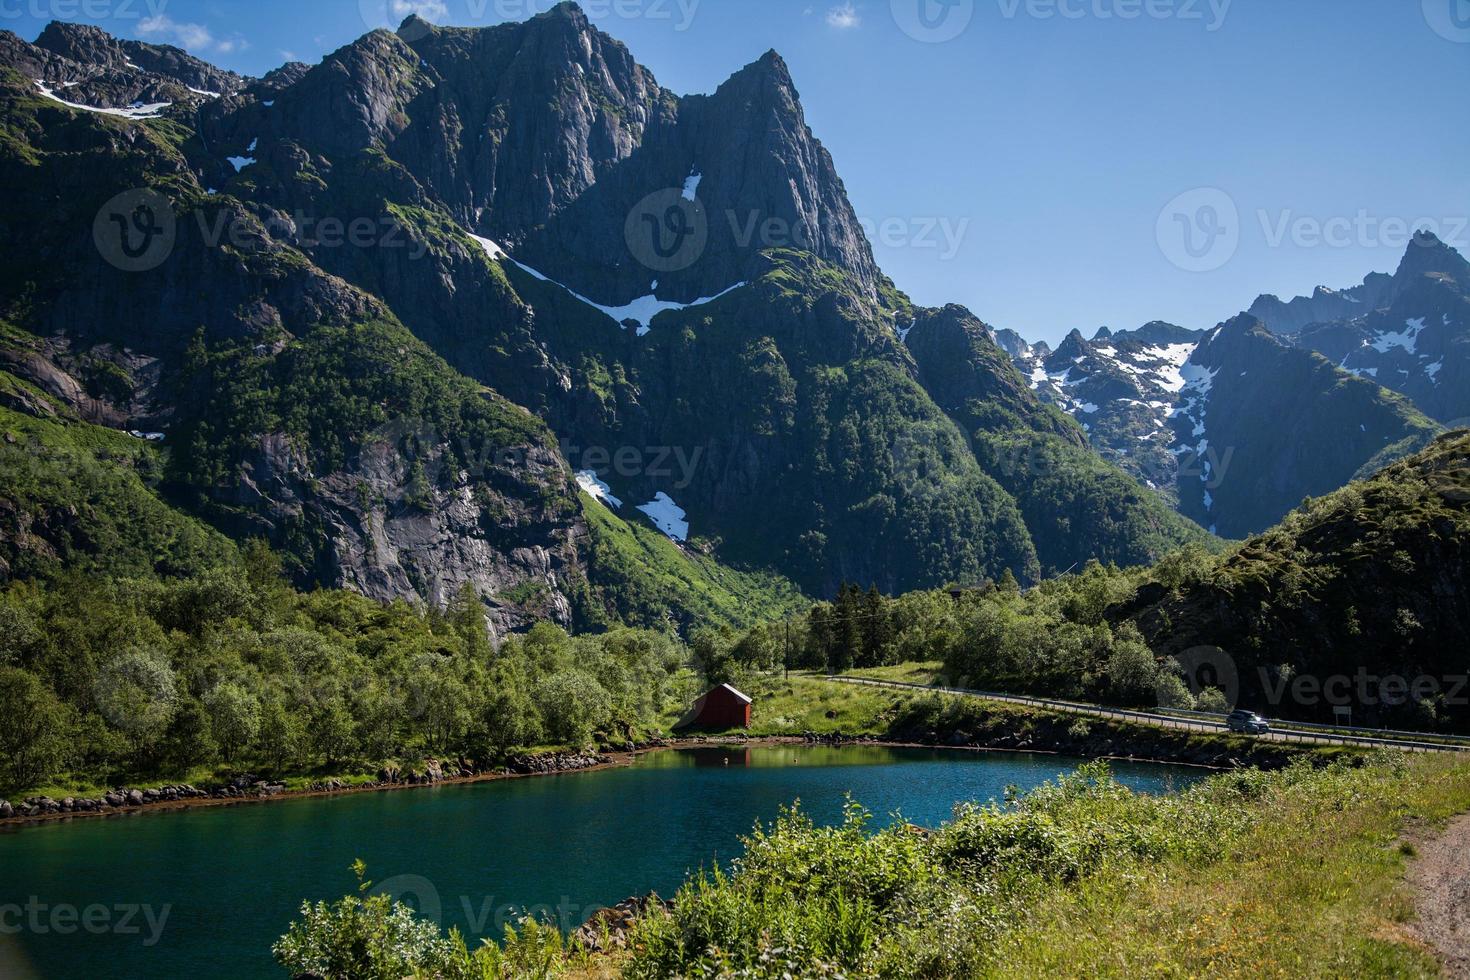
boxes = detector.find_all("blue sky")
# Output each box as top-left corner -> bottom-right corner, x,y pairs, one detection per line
10,0 -> 1468,345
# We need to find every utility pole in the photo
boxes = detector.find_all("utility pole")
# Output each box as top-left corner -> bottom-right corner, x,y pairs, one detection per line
784,618 -> 791,681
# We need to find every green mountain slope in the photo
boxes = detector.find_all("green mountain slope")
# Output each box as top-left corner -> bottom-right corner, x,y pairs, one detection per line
1120,430 -> 1470,729
0,388 -> 238,582
577,491 -> 806,633
905,305 -> 1215,574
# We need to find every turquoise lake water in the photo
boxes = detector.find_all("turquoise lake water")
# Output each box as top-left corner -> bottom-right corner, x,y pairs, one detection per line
0,745 -> 1202,978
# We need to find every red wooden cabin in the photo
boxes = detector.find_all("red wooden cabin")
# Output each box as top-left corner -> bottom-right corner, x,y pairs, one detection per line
675,684 -> 753,730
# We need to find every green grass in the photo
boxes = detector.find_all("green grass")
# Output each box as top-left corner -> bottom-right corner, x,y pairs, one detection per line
743,672 -> 907,736
0,395 -> 241,581
989,752 -> 1470,977
621,752 -> 1470,979
578,492 -> 808,633
843,662 -> 944,685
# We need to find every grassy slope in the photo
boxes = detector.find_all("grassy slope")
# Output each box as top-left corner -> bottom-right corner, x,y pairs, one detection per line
615,752 -> 1470,979
0,392 -> 239,581
577,491 -> 808,633
993,752 -> 1470,977
1129,429 -> 1470,729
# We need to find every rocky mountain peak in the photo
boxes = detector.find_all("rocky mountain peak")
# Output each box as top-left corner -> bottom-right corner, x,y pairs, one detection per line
1051,328 -> 1092,363
396,13 -> 439,40
19,19 -> 247,104
993,327 -> 1032,360
1192,312 -> 1274,367
710,49 -> 799,114
34,21 -> 120,64
1395,230 -> 1470,288
539,1 -> 594,26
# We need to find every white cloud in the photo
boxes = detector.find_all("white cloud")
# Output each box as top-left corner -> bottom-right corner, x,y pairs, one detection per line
390,0 -> 449,19
136,15 -> 248,56
138,15 -> 215,51
826,2 -> 861,29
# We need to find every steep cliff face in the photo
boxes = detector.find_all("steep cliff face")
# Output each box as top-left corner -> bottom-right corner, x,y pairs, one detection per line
1175,315 -> 1439,538
0,67 -> 589,637
211,5 -> 877,307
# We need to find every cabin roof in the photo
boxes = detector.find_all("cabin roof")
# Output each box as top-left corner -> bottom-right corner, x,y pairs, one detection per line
716,683 -> 753,704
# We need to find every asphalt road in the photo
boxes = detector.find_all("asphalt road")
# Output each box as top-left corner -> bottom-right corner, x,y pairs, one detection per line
823,675 -> 1470,754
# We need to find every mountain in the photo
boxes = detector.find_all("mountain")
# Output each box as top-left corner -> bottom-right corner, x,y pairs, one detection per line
903,307 -> 1211,574
0,6 -> 1209,626
1007,321 -> 1205,500
1001,241 -> 1463,538
1172,315 -> 1438,537
1115,429 -> 1470,730
1247,277 -> 1394,335
0,20 -> 246,114
1257,233 -> 1470,425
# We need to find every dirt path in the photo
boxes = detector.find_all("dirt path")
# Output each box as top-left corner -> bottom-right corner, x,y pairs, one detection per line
1410,814 -> 1470,977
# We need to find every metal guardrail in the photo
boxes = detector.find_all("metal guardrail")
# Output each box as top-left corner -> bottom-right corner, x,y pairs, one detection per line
1153,705 -> 1470,747
825,676 -> 1470,754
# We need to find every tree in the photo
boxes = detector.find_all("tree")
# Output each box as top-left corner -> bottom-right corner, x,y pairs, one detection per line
0,598 -> 42,669
408,666 -> 472,753
692,628 -> 737,686
1104,628 -> 1160,706
258,696 -> 304,770
536,671 -> 610,747
0,668 -> 73,788
480,661 -> 543,756
1155,674 -> 1195,711
310,700 -> 358,767
1196,687 -> 1231,714
446,583 -> 492,662
206,683 -> 262,762
94,646 -> 178,760
859,586 -> 894,667
829,584 -> 862,674
805,604 -> 835,671
162,696 -> 218,771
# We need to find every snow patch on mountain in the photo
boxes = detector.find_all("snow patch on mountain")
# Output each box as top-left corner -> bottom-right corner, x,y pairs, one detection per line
637,493 -> 689,542
575,471 -> 623,509
1369,317 -> 1426,355
472,234 -> 744,335
33,80 -> 169,119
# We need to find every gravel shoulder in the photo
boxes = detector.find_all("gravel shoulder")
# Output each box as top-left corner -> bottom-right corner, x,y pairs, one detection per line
1410,813 -> 1470,977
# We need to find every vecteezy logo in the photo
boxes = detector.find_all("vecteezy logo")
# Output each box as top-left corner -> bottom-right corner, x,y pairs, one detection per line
359,0 -> 442,41
1423,0 -> 1470,42
1156,188 -> 1239,273
1174,645 -> 1240,711
93,189 -> 176,273
624,188 -> 708,274
891,0 -> 975,42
